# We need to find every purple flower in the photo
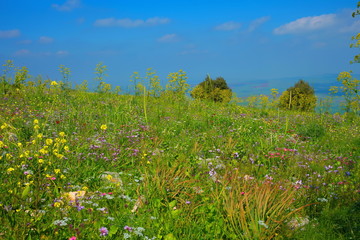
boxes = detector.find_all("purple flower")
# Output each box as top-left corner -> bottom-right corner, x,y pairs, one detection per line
124,226 -> 133,232
77,205 -> 84,211
209,169 -> 216,177
99,227 -> 108,236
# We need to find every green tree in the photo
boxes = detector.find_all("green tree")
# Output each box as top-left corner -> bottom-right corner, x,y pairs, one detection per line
191,75 -> 232,103
279,79 -> 317,111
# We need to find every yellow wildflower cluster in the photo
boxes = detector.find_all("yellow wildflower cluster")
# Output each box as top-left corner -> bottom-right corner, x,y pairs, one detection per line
1,123 -> 9,129
33,119 -> 40,130
337,71 -> 352,80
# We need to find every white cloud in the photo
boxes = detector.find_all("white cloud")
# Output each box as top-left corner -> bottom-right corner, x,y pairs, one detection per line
39,36 -> 54,44
248,16 -> 270,32
340,19 -> 360,33
94,17 -> 170,28
18,40 -> 32,45
77,17 -> 85,24
158,33 -> 179,43
215,21 -> 241,31
14,49 -> 30,56
56,50 -> 69,56
52,0 -> 81,12
273,14 -> 336,35
87,50 -> 121,56
0,29 -> 20,38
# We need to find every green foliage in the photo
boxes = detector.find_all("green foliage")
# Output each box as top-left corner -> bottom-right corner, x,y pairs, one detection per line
166,69 -> 189,94
0,62 -> 359,239
297,122 -> 326,140
0,60 -> 30,95
75,80 -> 89,92
279,80 -> 317,111
350,1 -> 360,64
58,65 -> 71,90
94,62 -> 108,93
146,68 -> 163,97
191,75 -> 232,103
330,72 -> 360,114
130,71 -> 143,95
331,2 -> 360,114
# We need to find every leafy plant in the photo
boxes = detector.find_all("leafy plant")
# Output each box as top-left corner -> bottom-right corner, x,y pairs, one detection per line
191,75 -> 232,103
279,80 -> 317,111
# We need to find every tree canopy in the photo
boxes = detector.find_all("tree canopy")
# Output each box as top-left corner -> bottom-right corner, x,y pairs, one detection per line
279,79 -> 317,111
191,75 -> 232,103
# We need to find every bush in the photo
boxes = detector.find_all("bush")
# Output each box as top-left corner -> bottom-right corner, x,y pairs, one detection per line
279,80 -> 317,111
191,75 -> 232,103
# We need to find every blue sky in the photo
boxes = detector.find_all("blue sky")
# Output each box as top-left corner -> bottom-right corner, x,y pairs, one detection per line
1,0 -> 359,96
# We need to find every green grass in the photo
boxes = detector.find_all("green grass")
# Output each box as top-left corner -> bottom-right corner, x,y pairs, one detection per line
0,82 -> 359,240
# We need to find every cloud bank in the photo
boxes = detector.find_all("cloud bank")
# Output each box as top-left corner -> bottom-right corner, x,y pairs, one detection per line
94,17 -> 170,28
215,21 -> 241,31
52,0 -> 81,12
0,29 -> 20,38
274,14 -> 336,35
248,16 -> 270,32
157,33 -> 179,43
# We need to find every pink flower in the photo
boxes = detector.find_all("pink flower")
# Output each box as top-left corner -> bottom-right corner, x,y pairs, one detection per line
100,227 -> 108,236
68,237 -> 77,240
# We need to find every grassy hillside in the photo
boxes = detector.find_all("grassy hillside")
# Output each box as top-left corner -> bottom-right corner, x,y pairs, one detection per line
0,83 -> 359,239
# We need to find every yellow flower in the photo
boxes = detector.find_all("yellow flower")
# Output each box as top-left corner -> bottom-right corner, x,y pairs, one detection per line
82,186 -> 88,191
50,81 -> 58,86
17,142 -> 22,147
38,159 -> 44,164
54,169 -> 61,174
64,146 -> 69,151
7,167 -> 15,172
37,133 -> 43,138
0,141 -> 4,148
1,123 -> 7,129
100,124 -> 107,130
59,132 -> 65,137
39,148 -> 48,155
60,139 -> 67,143
33,119 -> 39,125
54,202 -> 61,208
34,125 -> 40,130
60,174 -> 66,179
45,139 -> 53,145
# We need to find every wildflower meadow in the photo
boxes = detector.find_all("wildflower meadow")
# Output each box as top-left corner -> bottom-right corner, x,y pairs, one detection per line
0,61 -> 359,240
